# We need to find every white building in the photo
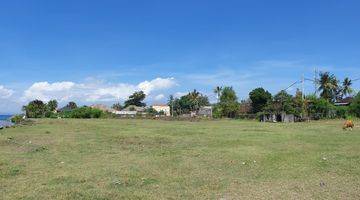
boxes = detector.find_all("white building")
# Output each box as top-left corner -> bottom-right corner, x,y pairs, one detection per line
152,104 -> 171,116
113,110 -> 138,117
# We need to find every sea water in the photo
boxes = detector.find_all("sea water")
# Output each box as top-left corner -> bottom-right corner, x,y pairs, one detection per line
0,115 -> 13,127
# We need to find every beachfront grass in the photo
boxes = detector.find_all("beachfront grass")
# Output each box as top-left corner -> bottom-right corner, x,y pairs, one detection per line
0,118 -> 359,199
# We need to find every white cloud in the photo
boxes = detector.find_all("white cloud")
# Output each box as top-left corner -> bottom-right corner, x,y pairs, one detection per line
23,81 -> 76,102
138,77 -> 176,95
84,83 -> 137,102
174,92 -> 188,98
22,77 -> 177,103
154,94 -> 165,101
0,85 -> 14,99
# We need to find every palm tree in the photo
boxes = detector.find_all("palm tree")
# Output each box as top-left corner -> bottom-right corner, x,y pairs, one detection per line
318,72 -> 339,102
341,77 -> 353,98
189,89 -> 200,111
213,86 -> 222,103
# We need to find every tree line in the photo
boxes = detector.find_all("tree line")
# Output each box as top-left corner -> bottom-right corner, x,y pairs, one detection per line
206,72 -> 359,119
18,71 -> 360,120
21,90 -> 155,119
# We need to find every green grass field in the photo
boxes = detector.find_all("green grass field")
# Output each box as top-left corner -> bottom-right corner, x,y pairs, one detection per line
1,119 -> 360,199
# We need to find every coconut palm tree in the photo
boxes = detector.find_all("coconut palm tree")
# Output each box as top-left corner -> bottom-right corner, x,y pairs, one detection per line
318,72 -> 339,102
213,86 -> 222,103
189,89 -> 200,111
341,77 -> 353,98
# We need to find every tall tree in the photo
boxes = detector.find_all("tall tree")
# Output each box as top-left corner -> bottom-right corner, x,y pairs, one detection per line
218,86 -> 239,118
47,99 -> 58,112
124,91 -> 146,107
170,91 -> 209,115
293,89 -> 305,117
213,86 -> 222,103
318,72 -> 339,102
188,89 -> 201,111
23,100 -> 47,118
249,88 -> 272,113
341,77 -> 353,98
273,90 -> 295,114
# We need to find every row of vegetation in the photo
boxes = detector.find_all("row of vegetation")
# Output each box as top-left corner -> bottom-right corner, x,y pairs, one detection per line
12,90 -> 158,123
166,72 -> 360,119
12,71 -> 360,122
204,72 -> 360,119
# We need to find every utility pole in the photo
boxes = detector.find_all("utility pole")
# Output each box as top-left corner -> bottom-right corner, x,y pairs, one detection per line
301,74 -> 305,100
314,68 -> 318,96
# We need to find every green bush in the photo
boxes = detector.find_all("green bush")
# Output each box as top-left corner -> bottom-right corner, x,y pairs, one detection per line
307,97 -> 335,119
44,111 -> 58,118
334,106 -> 349,119
211,104 -> 223,118
11,115 -> 24,124
349,92 -> 360,117
100,111 -> 118,119
59,107 -> 103,119
146,107 -> 158,116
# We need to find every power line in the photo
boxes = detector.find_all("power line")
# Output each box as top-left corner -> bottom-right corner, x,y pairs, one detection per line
283,80 -> 301,91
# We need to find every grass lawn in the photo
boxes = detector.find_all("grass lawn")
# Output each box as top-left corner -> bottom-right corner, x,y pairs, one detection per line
1,119 -> 360,199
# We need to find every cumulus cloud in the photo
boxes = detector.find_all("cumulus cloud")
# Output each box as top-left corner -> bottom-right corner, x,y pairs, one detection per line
138,77 -> 176,94
0,85 -> 14,99
22,77 -> 177,103
23,82 -> 75,102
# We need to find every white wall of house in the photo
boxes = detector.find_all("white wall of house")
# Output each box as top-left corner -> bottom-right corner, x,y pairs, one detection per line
113,111 -> 137,115
152,105 -> 171,116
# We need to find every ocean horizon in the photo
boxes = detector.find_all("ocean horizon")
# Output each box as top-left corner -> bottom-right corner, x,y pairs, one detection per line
0,115 -> 13,127
0,115 -> 12,121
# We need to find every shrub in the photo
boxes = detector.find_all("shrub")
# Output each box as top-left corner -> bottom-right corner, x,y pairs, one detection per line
307,97 -> 335,119
212,104 -> 223,118
349,92 -> 360,117
44,111 -> 58,118
334,106 -> 349,119
146,107 -> 158,116
11,115 -> 24,124
69,107 -> 103,118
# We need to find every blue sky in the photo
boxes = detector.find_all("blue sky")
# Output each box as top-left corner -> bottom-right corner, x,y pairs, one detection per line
1,0 -> 360,114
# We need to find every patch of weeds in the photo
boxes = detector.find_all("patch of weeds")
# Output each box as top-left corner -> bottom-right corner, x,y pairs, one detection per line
9,167 -> 21,176
141,178 -> 159,186
0,165 -> 23,178
45,130 -> 51,134
29,146 -> 48,153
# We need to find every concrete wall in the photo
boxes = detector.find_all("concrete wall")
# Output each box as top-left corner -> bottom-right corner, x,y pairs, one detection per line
152,105 -> 171,116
